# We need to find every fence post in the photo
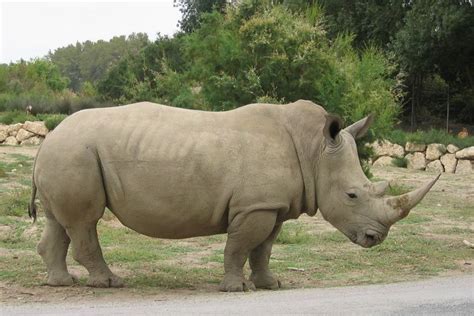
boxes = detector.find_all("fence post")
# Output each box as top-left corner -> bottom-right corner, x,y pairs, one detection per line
446,84 -> 450,133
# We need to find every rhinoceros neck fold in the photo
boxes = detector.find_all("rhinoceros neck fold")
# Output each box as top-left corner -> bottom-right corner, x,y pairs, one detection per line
282,101 -> 327,215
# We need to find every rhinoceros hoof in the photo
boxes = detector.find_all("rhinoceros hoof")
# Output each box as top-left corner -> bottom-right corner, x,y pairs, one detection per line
250,272 -> 281,290
46,273 -> 78,286
219,276 -> 256,292
87,274 -> 124,288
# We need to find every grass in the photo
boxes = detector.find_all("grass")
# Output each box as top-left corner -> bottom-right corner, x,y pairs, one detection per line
0,167 -> 7,178
0,188 -> 30,217
386,128 -> 474,149
0,151 -> 472,301
387,183 -> 411,196
276,222 -> 312,244
0,154 -> 33,195
391,157 -> 407,168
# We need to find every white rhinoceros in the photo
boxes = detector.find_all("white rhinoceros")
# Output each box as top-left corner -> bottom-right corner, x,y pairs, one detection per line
30,100 -> 439,291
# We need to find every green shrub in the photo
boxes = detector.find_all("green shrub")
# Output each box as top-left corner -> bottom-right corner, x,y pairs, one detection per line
0,111 -> 39,125
40,114 -> 67,130
256,95 -> 283,104
385,129 -> 407,145
70,97 -> 102,113
392,157 -> 408,168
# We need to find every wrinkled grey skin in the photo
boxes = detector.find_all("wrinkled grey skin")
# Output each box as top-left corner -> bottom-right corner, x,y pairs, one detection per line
30,100 -> 438,291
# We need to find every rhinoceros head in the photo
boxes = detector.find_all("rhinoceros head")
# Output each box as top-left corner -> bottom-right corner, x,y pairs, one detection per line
315,115 -> 439,248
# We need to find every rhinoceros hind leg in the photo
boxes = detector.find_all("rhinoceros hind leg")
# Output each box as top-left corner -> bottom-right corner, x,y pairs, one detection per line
219,210 -> 277,292
37,214 -> 76,286
67,222 -> 123,288
249,223 -> 282,290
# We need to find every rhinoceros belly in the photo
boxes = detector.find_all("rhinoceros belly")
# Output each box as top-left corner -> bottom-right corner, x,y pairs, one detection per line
99,139 -> 233,239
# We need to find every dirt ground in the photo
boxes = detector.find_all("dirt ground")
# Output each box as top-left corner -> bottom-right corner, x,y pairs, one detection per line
0,145 -> 38,160
0,145 -> 472,305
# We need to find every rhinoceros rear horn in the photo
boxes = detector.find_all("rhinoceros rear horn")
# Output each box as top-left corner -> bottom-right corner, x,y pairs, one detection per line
385,174 -> 441,224
344,114 -> 374,139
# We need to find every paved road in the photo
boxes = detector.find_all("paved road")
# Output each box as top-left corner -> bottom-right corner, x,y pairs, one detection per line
4,276 -> 473,315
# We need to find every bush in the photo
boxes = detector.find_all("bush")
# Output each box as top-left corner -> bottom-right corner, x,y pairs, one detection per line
70,97 -> 110,113
0,111 -> 39,125
37,114 -> 67,130
330,39 -> 401,137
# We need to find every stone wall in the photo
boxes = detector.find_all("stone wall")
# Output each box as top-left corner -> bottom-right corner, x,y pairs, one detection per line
369,140 -> 474,174
0,121 -> 48,146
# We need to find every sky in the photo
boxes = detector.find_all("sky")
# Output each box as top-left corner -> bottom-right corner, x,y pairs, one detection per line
0,0 -> 181,63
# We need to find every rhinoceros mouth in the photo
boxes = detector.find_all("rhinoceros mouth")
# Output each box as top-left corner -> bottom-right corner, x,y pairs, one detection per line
360,232 -> 381,248
350,230 -> 385,248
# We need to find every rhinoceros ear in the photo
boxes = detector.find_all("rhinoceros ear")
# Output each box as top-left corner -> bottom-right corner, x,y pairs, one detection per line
323,114 -> 343,143
344,114 -> 374,139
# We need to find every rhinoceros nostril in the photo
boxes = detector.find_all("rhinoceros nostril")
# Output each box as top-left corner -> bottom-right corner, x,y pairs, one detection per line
365,233 -> 377,244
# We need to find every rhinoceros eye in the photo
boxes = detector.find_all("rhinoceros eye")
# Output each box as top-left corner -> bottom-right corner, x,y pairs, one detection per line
346,192 -> 358,199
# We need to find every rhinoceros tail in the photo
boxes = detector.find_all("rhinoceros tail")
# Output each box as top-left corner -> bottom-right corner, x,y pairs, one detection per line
28,182 -> 37,223
28,144 -> 42,223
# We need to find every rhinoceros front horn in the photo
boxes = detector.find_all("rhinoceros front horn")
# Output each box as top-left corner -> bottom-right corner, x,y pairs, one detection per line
385,174 -> 441,224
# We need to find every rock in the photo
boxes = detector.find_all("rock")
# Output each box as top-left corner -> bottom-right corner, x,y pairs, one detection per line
0,225 -> 12,241
455,146 -> 474,160
446,144 -> 459,154
370,140 -> 405,158
23,121 -> 49,136
440,154 -> 457,173
7,123 -> 23,136
455,159 -> 473,174
406,152 -> 426,170
4,136 -> 19,145
0,124 -> 8,142
20,136 -> 44,146
405,142 -> 426,152
372,156 -> 394,167
15,128 -> 35,142
426,160 -> 444,173
0,129 -> 7,142
426,143 -> 447,161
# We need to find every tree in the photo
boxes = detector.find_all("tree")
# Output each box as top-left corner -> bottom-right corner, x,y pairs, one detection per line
393,0 -> 474,127
98,35 -> 187,104
320,0 -> 409,49
49,33 -> 149,91
99,3 -> 400,135
174,0 -> 228,33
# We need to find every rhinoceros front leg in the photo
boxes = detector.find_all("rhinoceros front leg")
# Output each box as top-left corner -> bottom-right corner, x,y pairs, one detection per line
67,222 -> 123,288
249,223 -> 282,289
219,210 -> 277,292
